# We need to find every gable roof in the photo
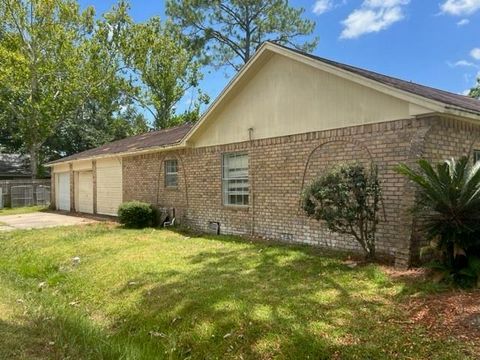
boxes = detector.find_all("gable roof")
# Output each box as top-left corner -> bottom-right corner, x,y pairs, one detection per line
274,43 -> 480,114
47,123 -> 193,165
48,42 -> 480,166
0,153 -> 30,177
183,42 -> 480,144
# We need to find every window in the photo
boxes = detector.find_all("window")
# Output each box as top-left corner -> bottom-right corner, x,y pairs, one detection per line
165,159 -> 178,188
222,152 -> 249,206
474,150 -> 480,164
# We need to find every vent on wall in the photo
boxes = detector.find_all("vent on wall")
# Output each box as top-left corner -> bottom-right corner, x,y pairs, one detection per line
208,221 -> 220,235
280,233 -> 293,241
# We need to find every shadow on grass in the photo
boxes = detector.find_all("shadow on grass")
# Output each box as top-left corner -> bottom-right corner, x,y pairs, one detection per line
0,318 -> 51,359
0,227 -> 472,359
106,239 -> 433,359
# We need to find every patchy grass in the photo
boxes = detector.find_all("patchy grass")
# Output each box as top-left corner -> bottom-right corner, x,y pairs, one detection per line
0,205 -> 47,216
0,224 -> 475,359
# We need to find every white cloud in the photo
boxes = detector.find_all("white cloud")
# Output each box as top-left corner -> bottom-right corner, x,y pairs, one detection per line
448,59 -> 479,67
470,48 -> 480,60
340,0 -> 410,39
462,89 -> 472,95
440,0 -> 480,16
313,0 -> 334,15
457,18 -> 470,25
313,0 -> 346,15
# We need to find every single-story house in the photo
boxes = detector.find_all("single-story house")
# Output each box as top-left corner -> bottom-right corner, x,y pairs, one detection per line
0,153 -> 31,180
47,42 -> 480,267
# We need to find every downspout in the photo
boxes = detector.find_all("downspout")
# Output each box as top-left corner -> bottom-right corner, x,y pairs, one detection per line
249,127 -> 255,236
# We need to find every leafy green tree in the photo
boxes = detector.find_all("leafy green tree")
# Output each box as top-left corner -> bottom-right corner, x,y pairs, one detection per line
470,77 -> 480,99
0,1 -> 117,177
0,0 -> 206,174
44,105 -> 148,159
302,164 -> 381,260
397,157 -> 480,287
166,0 -> 318,71
0,0 -> 142,176
123,17 -> 207,129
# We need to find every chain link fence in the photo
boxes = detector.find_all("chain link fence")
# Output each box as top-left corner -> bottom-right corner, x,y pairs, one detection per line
36,185 -> 51,206
0,179 -> 50,208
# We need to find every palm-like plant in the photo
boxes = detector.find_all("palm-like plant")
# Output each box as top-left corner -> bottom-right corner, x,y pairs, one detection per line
397,157 -> 480,286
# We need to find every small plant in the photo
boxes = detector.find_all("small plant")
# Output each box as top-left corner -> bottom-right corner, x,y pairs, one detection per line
302,163 -> 381,260
118,201 -> 154,229
397,157 -> 480,288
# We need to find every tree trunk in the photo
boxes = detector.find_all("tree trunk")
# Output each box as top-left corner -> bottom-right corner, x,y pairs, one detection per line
367,244 -> 376,261
244,6 -> 251,62
29,144 -> 38,179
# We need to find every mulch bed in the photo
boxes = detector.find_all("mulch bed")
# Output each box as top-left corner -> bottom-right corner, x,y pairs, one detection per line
383,267 -> 479,350
405,290 -> 480,346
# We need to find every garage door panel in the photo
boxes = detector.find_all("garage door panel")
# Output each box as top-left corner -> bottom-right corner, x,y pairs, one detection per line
96,159 -> 122,216
56,173 -> 70,211
78,171 -> 93,214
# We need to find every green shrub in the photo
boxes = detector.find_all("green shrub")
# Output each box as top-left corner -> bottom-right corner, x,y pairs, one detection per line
118,201 -> 154,229
302,163 -> 381,260
397,157 -> 480,288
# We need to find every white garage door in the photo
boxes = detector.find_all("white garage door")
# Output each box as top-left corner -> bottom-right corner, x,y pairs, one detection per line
78,171 -> 93,214
56,172 -> 70,211
96,158 -> 122,216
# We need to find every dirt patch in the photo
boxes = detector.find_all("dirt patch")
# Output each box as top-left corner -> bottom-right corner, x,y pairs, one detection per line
405,290 -> 480,347
382,266 -> 429,282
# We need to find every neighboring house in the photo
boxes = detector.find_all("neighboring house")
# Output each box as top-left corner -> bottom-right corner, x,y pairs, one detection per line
0,153 -> 31,180
46,42 -> 480,267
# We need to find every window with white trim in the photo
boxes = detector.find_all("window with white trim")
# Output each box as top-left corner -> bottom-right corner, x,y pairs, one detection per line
222,152 -> 249,206
474,150 -> 480,164
165,159 -> 178,188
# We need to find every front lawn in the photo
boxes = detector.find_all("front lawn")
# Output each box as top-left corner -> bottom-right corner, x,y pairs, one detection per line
0,205 -> 47,216
0,224 -> 475,359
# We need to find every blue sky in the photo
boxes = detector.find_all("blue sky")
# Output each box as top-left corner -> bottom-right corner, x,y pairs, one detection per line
79,0 -> 480,113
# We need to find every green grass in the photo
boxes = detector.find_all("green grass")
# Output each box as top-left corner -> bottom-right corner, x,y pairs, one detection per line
0,224 -> 474,359
0,205 -> 47,216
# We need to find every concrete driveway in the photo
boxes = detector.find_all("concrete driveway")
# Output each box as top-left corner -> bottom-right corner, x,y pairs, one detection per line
0,212 -> 96,231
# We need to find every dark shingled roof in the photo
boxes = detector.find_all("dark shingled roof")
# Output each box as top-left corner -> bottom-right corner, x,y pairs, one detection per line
49,122 -> 193,164
50,44 -> 480,165
274,42 -> 480,114
0,153 -> 30,178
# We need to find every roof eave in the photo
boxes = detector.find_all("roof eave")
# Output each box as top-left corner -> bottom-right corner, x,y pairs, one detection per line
183,42 -> 480,144
46,142 -> 187,168
182,42 -> 275,144
444,106 -> 480,120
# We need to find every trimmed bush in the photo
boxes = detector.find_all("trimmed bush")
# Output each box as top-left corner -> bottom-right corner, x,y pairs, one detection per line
118,201 -> 154,229
302,163 -> 381,261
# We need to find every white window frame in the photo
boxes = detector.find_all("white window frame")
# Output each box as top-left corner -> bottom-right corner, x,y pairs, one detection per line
474,150 -> 480,164
222,152 -> 249,206
164,159 -> 178,188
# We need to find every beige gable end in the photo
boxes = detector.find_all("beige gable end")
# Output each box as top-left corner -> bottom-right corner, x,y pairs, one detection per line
190,54 -> 434,148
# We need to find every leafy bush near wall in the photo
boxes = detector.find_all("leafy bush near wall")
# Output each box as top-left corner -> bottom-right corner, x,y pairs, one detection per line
397,157 -> 480,288
302,163 -> 382,261
118,201 -> 155,229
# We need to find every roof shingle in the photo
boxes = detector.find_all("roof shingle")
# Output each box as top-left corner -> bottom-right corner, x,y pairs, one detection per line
48,122 -> 193,164
276,43 -> 480,114
50,43 -> 480,165
0,153 -> 30,177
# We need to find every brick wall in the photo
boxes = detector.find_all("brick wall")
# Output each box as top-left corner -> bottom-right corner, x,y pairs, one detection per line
120,116 -> 480,267
407,117 -> 480,263
123,152 -> 188,220
120,118 -> 417,266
